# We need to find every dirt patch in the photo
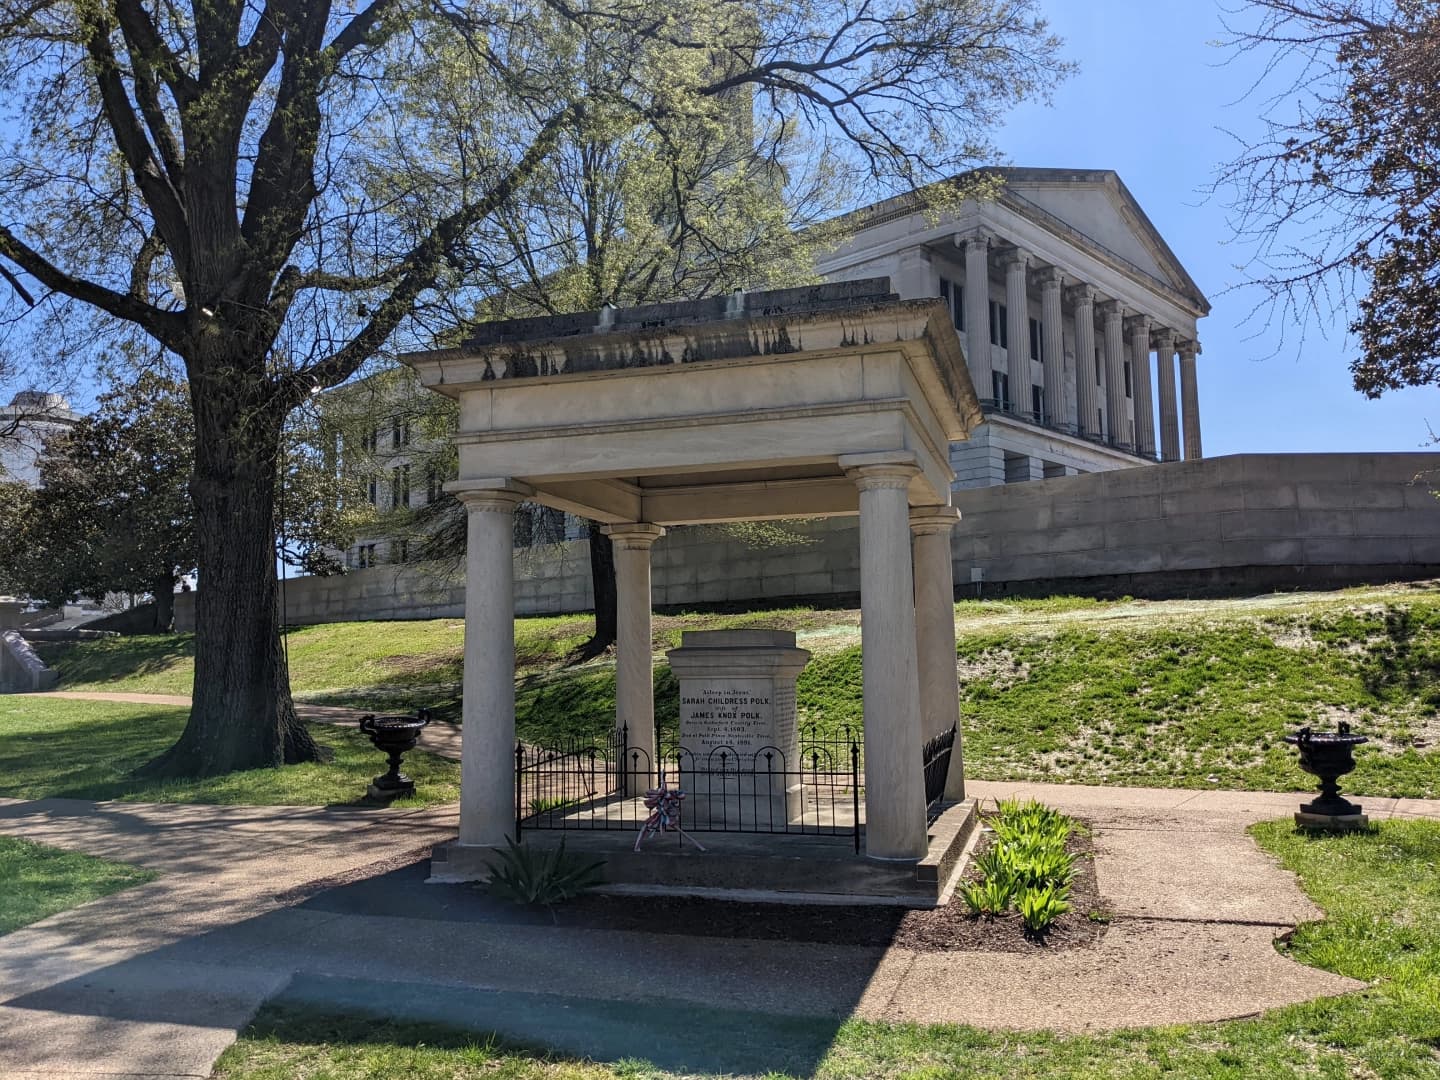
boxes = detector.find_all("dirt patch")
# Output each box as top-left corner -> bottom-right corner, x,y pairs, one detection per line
380,649 -> 462,677
557,828 -> 1105,953
956,647 -> 1030,691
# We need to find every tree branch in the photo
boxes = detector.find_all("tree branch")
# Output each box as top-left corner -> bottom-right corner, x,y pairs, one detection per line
0,225 -> 185,350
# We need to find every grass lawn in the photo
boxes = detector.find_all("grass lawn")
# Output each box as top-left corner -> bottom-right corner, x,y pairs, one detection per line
31,583 -> 1440,798
0,697 -> 459,807
213,818 -> 1440,1079
0,836 -> 156,934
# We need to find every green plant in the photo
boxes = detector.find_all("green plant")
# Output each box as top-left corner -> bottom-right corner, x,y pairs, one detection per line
485,838 -> 606,908
959,876 -> 1017,917
527,794 -> 579,817
1018,882 -> 1071,934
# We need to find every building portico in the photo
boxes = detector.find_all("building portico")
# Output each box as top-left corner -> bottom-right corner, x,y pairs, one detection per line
818,168 -> 1212,488
405,280 -> 982,878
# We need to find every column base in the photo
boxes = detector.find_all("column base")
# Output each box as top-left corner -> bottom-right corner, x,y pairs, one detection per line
427,840 -> 507,883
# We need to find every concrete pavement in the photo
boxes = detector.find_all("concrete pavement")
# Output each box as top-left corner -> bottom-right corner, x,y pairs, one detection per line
0,783 -> 1421,1078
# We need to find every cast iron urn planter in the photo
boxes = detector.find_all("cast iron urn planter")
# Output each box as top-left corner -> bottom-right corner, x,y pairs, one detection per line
359,709 -> 431,801
1283,721 -> 1369,829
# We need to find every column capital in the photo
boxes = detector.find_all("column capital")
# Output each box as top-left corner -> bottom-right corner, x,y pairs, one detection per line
1031,265 -> 1065,290
448,479 -> 532,513
1151,325 -> 1177,351
840,452 -> 921,489
1065,282 -> 1097,307
1096,298 -> 1125,321
909,505 -> 961,535
953,229 -> 993,252
1178,338 -> 1200,360
999,245 -> 1030,271
1124,313 -> 1152,336
601,522 -> 666,550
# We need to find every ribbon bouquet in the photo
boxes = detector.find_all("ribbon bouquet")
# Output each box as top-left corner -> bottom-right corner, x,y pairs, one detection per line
634,782 -> 707,852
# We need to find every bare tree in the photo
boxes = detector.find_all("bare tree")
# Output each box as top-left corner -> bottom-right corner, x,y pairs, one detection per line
0,0 -> 1069,777
1218,0 -> 1440,395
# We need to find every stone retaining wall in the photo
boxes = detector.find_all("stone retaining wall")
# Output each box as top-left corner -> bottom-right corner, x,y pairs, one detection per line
173,452 -> 1440,630
0,629 -> 58,692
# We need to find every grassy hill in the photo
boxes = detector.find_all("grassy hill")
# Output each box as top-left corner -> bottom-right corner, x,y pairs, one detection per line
35,583 -> 1440,798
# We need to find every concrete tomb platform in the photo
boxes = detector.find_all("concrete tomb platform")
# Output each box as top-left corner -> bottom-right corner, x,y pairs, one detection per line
431,798 -> 979,907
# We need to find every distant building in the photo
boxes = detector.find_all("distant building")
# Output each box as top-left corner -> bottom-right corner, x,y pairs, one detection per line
0,391 -> 81,487
816,168 -> 1210,486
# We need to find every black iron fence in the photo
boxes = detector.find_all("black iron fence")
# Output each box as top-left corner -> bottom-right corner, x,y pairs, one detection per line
515,725 -> 863,851
515,722 -> 956,850
922,724 -> 958,818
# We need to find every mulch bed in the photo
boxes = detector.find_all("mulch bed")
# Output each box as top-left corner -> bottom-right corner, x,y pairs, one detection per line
559,824 -> 1108,953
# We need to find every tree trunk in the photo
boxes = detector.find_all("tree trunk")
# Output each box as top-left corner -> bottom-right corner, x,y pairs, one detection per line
139,377 -> 325,777
151,575 -> 176,633
582,519 -> 617,657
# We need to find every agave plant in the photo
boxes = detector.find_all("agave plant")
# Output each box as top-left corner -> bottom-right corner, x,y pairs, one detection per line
485,837 -> 606,908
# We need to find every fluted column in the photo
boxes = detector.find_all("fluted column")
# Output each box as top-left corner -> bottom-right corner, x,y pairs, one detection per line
959,233 -> 991,395
1154,328 -> 1181,462
1180,340 -> 1203,460
911,505 -> 965,802
455,484 -> 529,849
1068,284 -> 1098,438
1003,248 -> 1030,416
1127,314 -> 1156,459
1037,267 -> 1064,428
846,460 -> 927,861
603,522 -> 665,785
1099,300 -> 1128,448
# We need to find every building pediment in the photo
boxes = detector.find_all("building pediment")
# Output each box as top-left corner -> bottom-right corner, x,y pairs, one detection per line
995,169 -> 1209,316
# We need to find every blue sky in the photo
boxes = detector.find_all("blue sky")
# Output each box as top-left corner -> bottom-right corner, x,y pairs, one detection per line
996,0 -> 1436,455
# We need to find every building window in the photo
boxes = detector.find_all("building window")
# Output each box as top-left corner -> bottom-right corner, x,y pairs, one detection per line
367,477 -> 377,506
357,543 -> 377,569
362,429 -> 378,454
392,539 -> 409,564
1123,361 -> 1133,398
939,277 -> 964,331
392,417 -> 411,449
1029,318 -> 1043,362
991,370 -> 1009,409
988,301 -> 1008,348
426,464 -> 443,503
1031,384 -> 1044,423
391,464 -> 410,509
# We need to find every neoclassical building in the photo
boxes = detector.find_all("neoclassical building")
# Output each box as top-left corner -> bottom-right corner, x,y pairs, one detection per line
816,168 -> 1210,487
0,391 -> 81,488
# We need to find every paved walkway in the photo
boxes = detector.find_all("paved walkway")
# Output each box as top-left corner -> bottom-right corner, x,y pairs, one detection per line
7,691 -> 1438,1076
2,788 -> 1431,1078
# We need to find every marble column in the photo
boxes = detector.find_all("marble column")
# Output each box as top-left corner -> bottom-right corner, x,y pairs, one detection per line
960,233 -> 992,396
1127,314 -> 1156,459
1180,340 -> 1203,460
603,522 -> 665,784
1154,328 -> 1181,462
1003,248 -> 1030,416
911,505 -> 965,802
1068,284 -> 1098,438
1037,267 -> 1064,428
455,484 -> 529,849
847,460 -> 928,861
1099,300 -> 1128,448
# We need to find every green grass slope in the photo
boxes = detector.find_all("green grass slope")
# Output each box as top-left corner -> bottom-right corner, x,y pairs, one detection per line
34,584 -> 1440,798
